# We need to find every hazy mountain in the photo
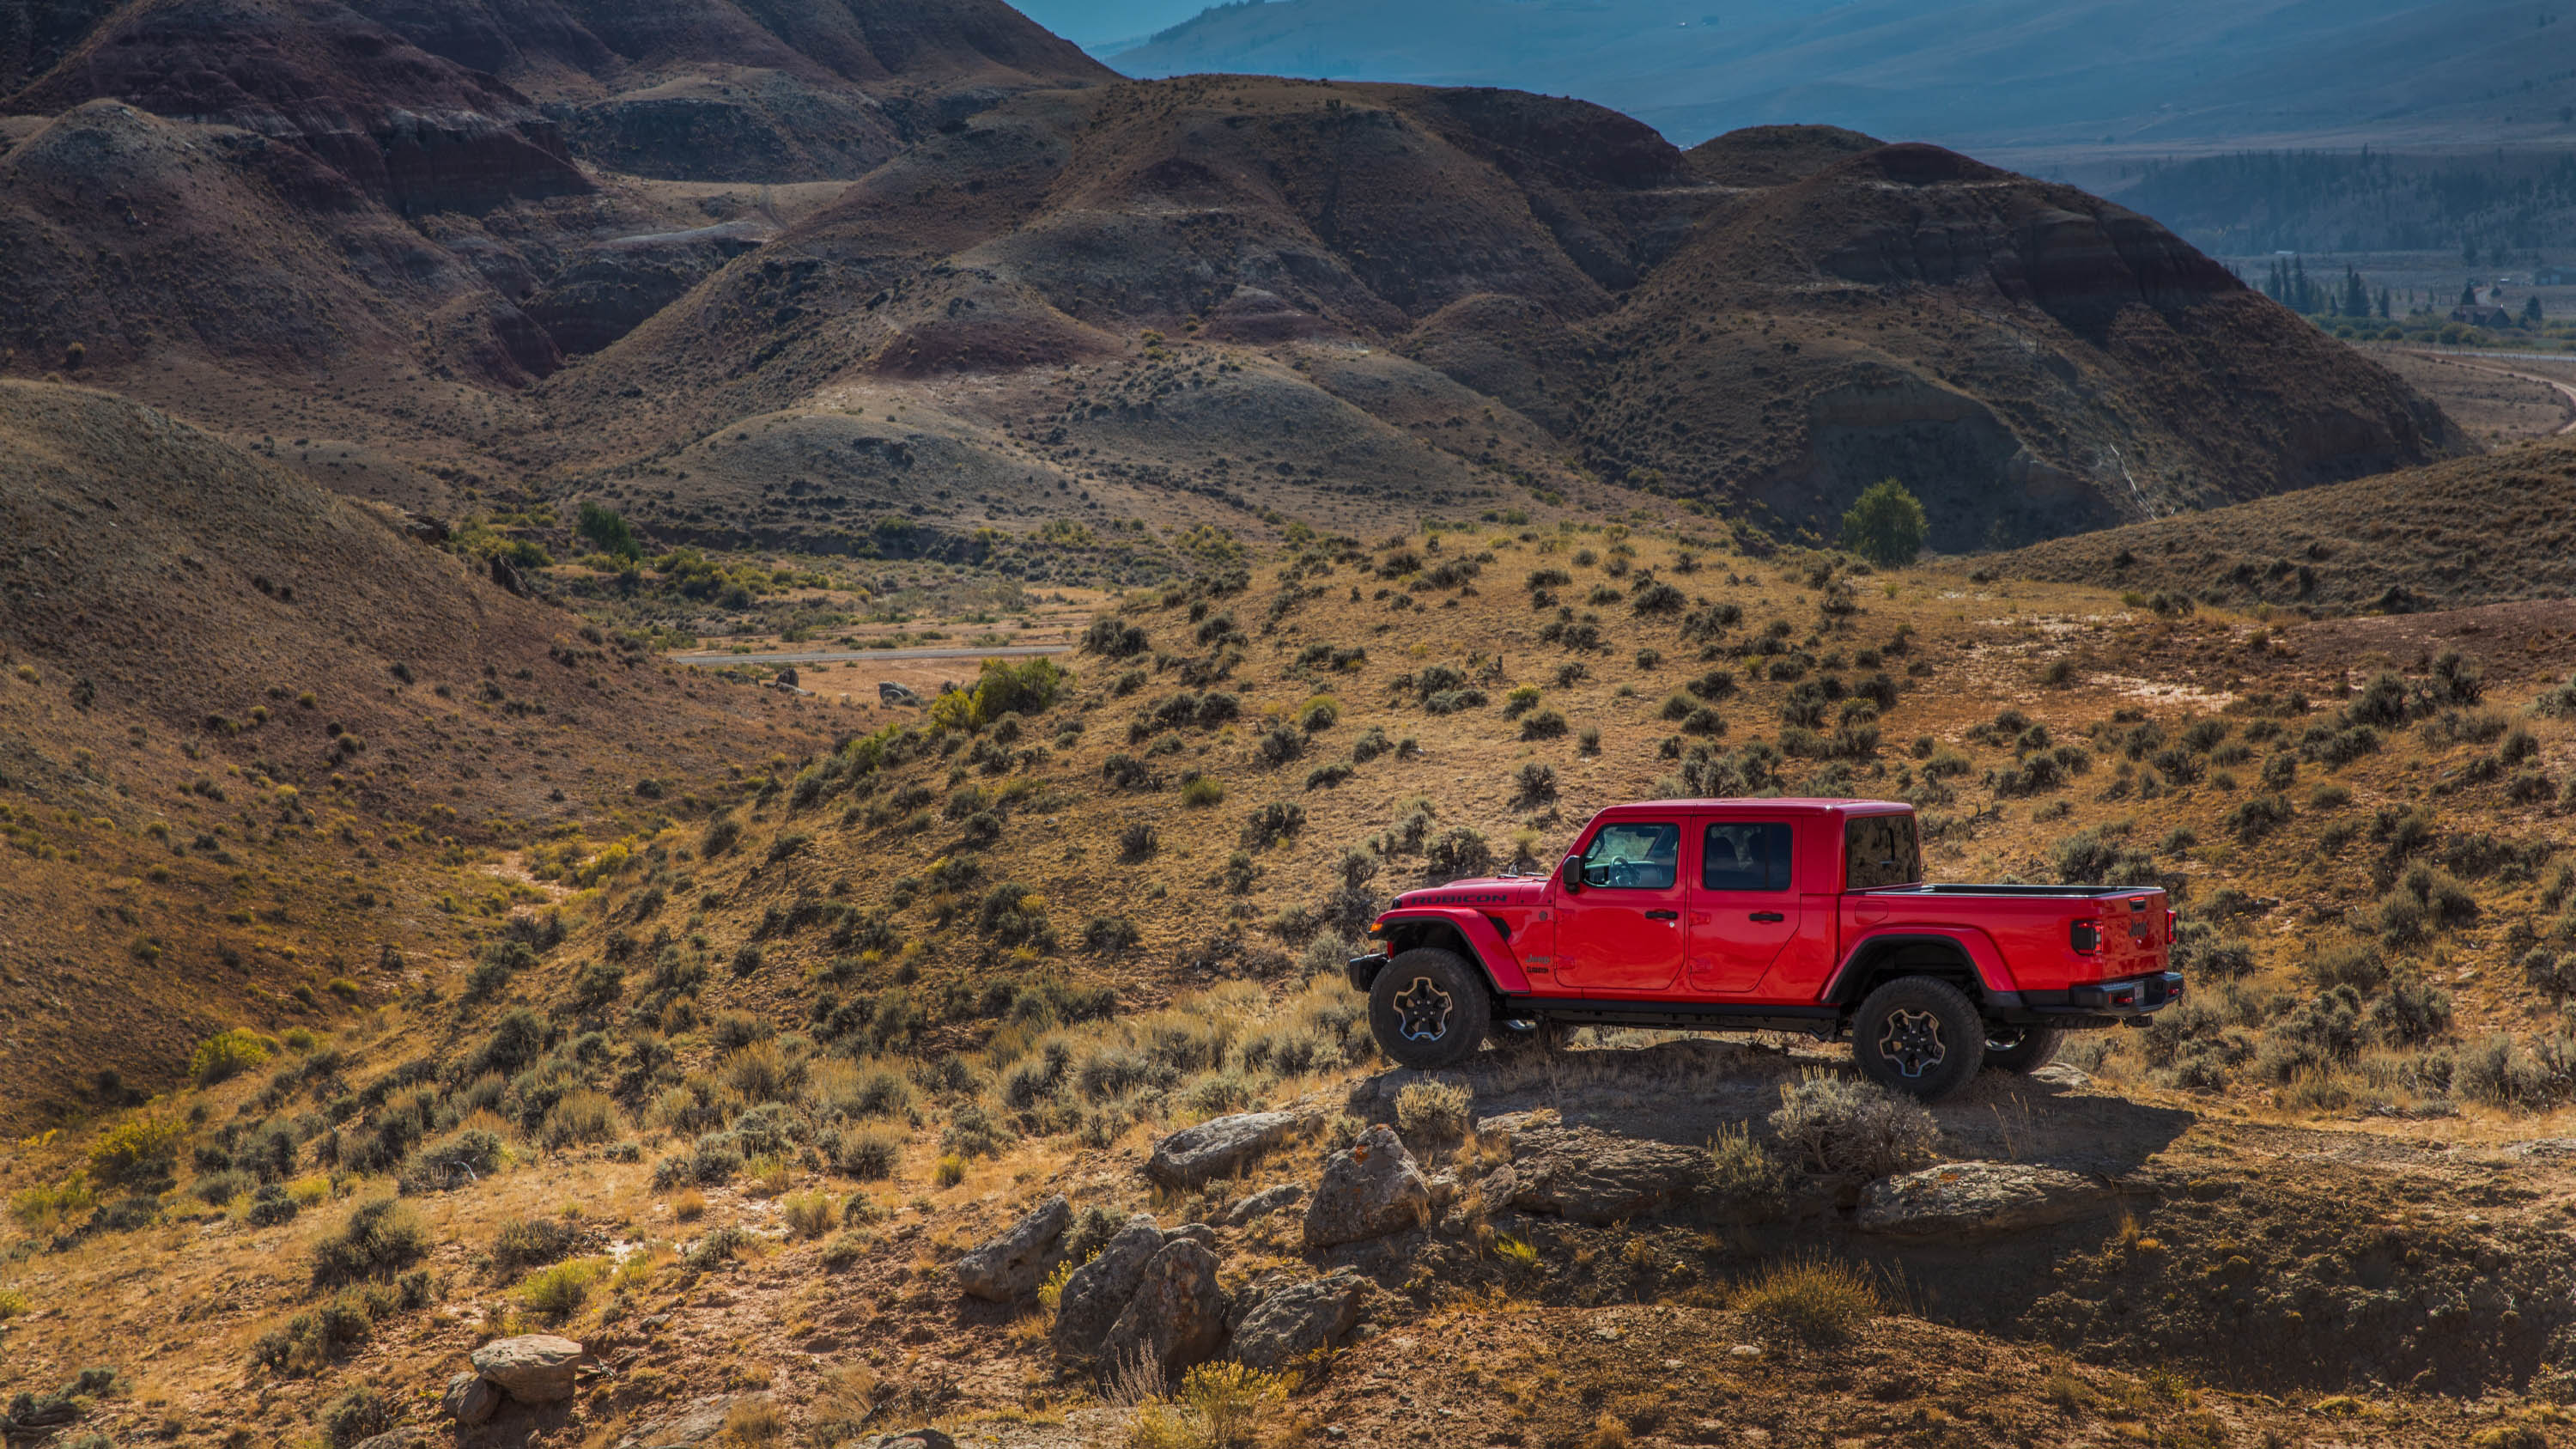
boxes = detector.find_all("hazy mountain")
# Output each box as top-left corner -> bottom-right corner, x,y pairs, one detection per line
1110,0 -> 2576,152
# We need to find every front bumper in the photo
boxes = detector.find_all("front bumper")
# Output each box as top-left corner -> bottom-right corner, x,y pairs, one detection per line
1346,953 -> 1388,993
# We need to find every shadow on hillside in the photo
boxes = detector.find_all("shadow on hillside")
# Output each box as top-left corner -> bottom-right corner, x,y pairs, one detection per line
1346,1036 -> 2197,1178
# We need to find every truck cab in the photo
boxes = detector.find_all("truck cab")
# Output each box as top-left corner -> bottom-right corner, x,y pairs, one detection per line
1349,799 -> 2180,1099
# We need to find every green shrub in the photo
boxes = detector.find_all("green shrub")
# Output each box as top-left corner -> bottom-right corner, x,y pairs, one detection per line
491,1215 -> 586,1276
311,1199 -> 428,1288
87,1116 -> 185,1188
320,1385 -> 398,1448
1839,479 -> 1926,569
189,1029 -> 274,1087
518,1256 -> 611,1319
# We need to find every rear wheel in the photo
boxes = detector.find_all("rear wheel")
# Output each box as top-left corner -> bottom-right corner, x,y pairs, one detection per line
1369,948 -> 1492,1070
1983,1024 -> 2065,1074
1850,976 -> 1984,1100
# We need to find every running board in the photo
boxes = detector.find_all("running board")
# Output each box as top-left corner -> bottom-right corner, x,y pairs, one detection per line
1498,997 -> 1842,1037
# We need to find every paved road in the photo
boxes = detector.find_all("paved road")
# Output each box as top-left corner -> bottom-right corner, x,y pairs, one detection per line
669,643 -> 1072,667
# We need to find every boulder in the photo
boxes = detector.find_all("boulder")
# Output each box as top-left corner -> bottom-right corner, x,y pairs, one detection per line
440,1371 -> 501,1426
1147,1111 -> 1303,1190
1231,1272 -> 1364,1370
860,1433 -> 957,1449
878,681 -> 922,706
1303,1125 -> 1431,1250
1225,1183 -> 1303,1226
1485,1125 -> 1709,1225
1048,1214 -> 1164,1362
1856,1161 -> 2115,1236
1103,1239 -> 1229,1379
611,1397 -> 735,1447
953,1194 -> 1070,1302
471,1334 -> 585,1403
1164,1221 -> 1217,1250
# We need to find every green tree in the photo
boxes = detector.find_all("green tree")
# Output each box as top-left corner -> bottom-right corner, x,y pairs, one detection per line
1840,479 -> 1927,569
577,501 -> 643,562
2526,295 -> 2546,325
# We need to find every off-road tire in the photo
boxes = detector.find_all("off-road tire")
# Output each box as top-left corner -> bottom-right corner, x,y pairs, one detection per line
1850,976 -> 1985,1099
1982,1024 -> 2065,1074
1369,947 -> 1492,1070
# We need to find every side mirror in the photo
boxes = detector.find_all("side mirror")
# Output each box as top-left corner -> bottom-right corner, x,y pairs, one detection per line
1559,854 -> 1584,894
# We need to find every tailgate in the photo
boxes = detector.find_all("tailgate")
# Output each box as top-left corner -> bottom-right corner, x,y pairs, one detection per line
2069,889 -> 2172,979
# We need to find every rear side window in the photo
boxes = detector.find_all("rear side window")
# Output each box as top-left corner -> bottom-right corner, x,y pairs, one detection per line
1845,813 -> 1923,889
1702,822 -> 1793,892
1580,822 -> 1680,890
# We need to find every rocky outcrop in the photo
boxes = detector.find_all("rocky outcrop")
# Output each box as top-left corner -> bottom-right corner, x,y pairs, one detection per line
1231,1272 -> 1364,1370
1856,1161 -> 2115,1236
1103,1239 -> 1228,1379
1148,1111 -> 1303,1190
954,1194 -> 1070,1302
1483,1123 -> 1710,1225
1303,1125 -> 1431,1249
440,1371 -> 500,1425
1048,1215 -> 1165,1363
1225,1183 -> 1303,1226
470,1334 -> 584,1403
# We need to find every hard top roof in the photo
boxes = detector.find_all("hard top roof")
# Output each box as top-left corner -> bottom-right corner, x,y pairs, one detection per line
1592,798 -> 1913,816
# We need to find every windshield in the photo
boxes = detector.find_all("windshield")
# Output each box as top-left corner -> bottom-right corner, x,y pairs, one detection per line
1844,813 -> 1923,889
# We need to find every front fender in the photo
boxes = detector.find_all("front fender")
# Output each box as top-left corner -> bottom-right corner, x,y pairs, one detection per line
1374,909 -> 1532,994
1823,927 -> 2018,1003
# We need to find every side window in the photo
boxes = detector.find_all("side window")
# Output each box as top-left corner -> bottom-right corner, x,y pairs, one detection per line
1580,822 -> 1680,890
1845,813 -> 1923,889
1703,822 -> 1793,892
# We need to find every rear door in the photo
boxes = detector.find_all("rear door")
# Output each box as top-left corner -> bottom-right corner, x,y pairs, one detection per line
1685,818 -> 1801,994
1553,817 -> 1686,993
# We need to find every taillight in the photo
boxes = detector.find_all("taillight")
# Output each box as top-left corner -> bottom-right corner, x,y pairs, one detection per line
2167,909 -> 2178,945
2069,921 -> 2099,953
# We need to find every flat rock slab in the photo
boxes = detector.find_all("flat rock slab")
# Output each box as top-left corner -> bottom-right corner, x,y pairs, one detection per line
1856,1161 -> 2114,1236
1488,1124 -> 1709,1225
613,1397 -> 736,1448
471,1334 -> 585,1403
1233,1272 -> 1364,1370
1148,1111 -> 1302,1190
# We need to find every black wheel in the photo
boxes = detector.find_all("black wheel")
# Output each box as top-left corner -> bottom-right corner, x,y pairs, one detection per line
1850,976 -> 1984,1100
1369,948 -> 1492,1070
1983,1023 -> 2065,1073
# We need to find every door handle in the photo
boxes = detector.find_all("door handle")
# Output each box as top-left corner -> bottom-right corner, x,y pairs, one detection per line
1748,911 -> 1784,922
1644,910 -> 1679,921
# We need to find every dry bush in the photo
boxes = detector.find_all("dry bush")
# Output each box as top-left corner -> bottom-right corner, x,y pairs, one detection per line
1728,1251 -> 1885,1342
1394,1081 -> 1472,1140
1767,1072 -> 1937,1176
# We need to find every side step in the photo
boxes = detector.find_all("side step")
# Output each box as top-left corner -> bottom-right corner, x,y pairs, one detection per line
1497,996 -> 1841,1038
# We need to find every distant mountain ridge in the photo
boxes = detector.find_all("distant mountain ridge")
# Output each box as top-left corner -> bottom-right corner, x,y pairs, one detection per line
1110,0 -> 2576,153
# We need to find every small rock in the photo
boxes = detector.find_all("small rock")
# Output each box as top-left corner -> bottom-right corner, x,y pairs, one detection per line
1728,1343 -> 1764,1360
1594,1326 -> 1623,1342
878,681 -> 922,706
953,1194 -> 1070,1302
1104,1239 -> 1229,1379
1856,1161 -> 2114,1236
1303,1124 -> 1431,1249
1231,1272 -> 1364,1370
611,1397 -> 734,1448
2027,1063 -> 2091,1089
471,1334 -> 585,1403
1147,1111 -> 1303,1190
440,1371 -> 500,1426
1492,1125 -> 1709,1225
1050,1214 -> 1164,1364
1224,1183 -> 1303,1226
351,1433 -> 423,1449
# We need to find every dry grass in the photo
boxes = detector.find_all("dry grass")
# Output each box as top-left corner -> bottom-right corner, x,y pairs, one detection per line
1728,1252 -> 1887,1342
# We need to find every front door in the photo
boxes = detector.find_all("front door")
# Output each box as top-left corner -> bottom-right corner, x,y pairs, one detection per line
1555,819 -> 1686,993
1686,819 -> 1802,994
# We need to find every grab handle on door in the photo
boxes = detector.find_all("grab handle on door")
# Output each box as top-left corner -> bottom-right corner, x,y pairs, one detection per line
1748,911 -> 1785,922
1644,910 -> 1679,921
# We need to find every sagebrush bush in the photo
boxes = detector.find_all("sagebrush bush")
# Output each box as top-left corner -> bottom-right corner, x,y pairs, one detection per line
86,1116 -> 185,1188
1767,1073 -> 1936,1176
491,1215 -> 585,1276
1394,1081 -> 1471,1140
311,1199 -> 428,1288
189,1029 -> 274,1087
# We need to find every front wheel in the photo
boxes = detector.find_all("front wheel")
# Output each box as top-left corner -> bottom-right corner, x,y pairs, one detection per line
1368,948 -> 1492,1070
1850,976 -> 1984,1100
1983,1024 -> 2065,1074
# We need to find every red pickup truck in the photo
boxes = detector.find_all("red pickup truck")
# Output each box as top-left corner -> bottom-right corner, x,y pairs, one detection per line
1349,798 -> 2179,1099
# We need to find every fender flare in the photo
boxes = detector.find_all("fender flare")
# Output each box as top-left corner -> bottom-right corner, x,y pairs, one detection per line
1822,928 -> 2017,1005
1372,910 -> 1532,994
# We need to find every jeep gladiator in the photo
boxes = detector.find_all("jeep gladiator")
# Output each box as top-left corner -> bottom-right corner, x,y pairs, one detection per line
1348,798 -> 2180,1099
